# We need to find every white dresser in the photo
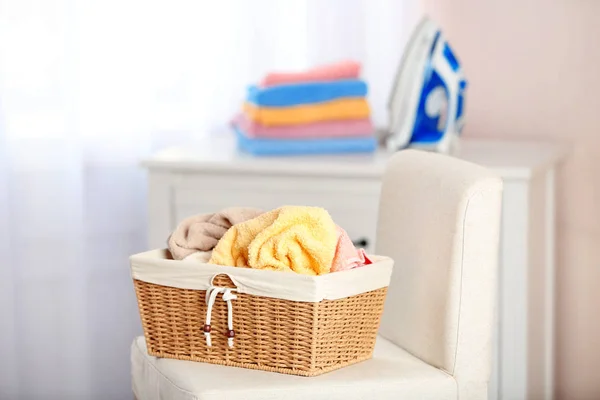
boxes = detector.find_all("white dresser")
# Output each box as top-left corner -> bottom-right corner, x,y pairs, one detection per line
142,135 -> 564,400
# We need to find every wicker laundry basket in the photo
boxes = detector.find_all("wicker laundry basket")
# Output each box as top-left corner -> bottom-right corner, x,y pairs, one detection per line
130,249 -> 393,377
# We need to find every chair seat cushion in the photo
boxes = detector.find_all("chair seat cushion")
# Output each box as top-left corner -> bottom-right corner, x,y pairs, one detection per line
131,335 -> 457,400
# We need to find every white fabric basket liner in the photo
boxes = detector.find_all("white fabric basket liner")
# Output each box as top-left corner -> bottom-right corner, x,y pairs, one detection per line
130,249 -> 394,303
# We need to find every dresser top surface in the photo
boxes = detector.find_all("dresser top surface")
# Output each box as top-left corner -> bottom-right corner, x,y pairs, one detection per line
142,134 -> 566,179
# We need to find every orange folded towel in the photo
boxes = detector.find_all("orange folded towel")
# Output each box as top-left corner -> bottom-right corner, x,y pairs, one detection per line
243,98 -> 370,126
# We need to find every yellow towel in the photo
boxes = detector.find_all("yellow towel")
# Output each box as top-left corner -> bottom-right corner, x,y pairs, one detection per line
209,206 -> 338,275
243,98 -> 370,126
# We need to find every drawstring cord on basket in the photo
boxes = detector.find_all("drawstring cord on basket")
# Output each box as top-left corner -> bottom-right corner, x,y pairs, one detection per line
203,281 -> 238,348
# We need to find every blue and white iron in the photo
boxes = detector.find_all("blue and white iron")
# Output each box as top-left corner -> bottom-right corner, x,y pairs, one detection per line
386,16 -> 466,154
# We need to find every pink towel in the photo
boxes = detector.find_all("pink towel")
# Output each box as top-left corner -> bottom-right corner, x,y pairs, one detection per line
331,226 -> 372,272
260,61 -> 361,87
233,114 -> 373,139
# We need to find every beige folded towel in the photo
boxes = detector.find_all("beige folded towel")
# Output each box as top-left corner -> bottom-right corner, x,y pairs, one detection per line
168,207 -> 263,260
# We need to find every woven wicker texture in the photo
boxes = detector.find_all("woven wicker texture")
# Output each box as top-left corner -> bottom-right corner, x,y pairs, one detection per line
133,274 -> 387,376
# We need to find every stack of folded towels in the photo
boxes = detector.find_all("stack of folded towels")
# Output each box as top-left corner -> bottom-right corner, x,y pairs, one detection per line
233,60 -> 377,156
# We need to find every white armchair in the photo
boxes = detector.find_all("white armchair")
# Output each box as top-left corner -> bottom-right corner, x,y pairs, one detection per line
131,149 -> 503,400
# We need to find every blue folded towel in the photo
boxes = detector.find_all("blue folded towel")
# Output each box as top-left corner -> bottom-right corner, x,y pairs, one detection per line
247,80 -> 368,107
235,128 -> 377,156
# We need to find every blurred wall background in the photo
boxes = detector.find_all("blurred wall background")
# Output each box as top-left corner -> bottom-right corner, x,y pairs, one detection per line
421,1 -> 600,398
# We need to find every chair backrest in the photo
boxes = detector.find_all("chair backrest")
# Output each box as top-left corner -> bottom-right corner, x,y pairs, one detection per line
376,150 -> 502,396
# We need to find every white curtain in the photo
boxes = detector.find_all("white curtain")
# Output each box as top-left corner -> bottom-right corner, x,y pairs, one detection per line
0,0 -> 416,398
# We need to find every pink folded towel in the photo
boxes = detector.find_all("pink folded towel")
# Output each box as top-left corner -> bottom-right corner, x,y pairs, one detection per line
260,60 -> 361,87
233,114 -> 374,139
331,226 -> 372,272
168,207 -> 263,260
